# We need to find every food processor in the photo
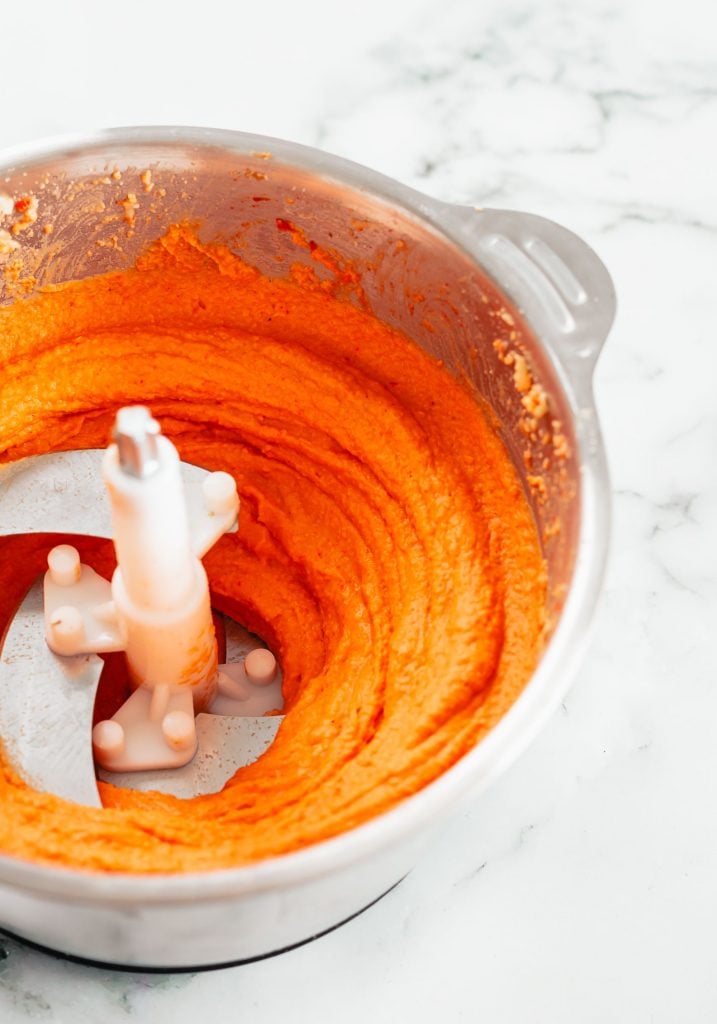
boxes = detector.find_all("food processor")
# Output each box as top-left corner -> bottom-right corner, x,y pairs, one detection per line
0,127 -> 614,969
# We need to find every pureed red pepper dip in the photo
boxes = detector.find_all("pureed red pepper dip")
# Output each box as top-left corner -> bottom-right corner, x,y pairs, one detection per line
0,224 -> 546,872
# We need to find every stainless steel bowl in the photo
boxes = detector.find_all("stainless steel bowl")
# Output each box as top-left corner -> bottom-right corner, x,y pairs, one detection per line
0,127 -> 614,969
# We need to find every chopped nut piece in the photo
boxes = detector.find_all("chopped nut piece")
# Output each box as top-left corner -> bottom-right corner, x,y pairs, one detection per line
521,383 -> 549,419
553,432 -> 570,459
118,193 -> 139,224
544,518 -> 561,540
510,353 -> 532,394
10,195 -> 39,235
526,474 -> 547,498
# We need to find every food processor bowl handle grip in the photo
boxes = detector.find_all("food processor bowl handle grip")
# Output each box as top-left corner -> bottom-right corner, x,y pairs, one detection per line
454,206 -> 616,402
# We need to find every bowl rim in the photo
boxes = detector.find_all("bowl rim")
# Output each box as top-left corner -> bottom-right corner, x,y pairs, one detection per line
0,125 -> 611,903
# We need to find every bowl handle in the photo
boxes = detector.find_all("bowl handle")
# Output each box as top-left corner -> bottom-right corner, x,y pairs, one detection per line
455,206 -> 616,387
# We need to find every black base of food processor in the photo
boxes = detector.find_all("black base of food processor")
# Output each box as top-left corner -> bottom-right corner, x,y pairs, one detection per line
0,878 -> 405,974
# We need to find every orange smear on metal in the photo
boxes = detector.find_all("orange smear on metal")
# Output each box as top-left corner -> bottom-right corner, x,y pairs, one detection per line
0,225 -> 545,873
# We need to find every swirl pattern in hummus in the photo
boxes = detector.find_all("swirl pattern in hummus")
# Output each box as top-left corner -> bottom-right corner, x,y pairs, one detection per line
0,226 -> 545,872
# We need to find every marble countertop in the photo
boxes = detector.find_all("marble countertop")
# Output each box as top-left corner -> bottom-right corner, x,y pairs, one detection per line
1,0 -> 716,1019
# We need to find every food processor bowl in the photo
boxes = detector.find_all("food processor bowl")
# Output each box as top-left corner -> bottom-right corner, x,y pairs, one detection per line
0,127 -> 613,969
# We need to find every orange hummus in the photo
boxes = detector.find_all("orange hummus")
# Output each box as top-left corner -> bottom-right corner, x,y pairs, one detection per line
0,225 -> 546,873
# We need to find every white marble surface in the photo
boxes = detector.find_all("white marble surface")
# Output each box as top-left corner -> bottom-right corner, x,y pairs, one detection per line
1,0 -> 716,1019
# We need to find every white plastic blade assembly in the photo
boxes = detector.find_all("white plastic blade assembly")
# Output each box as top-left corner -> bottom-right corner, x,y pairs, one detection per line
0,410 -> 285,805
0,581 -> 284,803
